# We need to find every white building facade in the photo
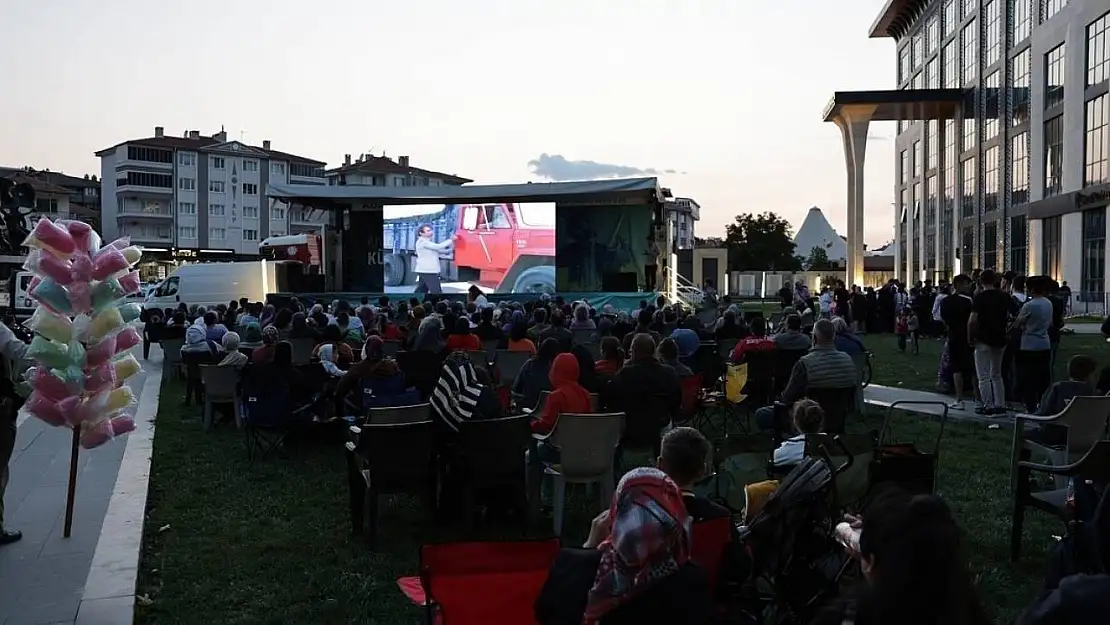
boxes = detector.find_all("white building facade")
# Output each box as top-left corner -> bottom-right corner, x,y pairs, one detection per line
96,127 -> 327,259
666,196 -> 700,250
324,153 -> 472,188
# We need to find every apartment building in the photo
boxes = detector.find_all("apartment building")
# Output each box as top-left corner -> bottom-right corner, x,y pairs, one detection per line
0,167 -> 101,227
325,153 -> 472,187
96,127 -> 327,260
665,196 -> 701,250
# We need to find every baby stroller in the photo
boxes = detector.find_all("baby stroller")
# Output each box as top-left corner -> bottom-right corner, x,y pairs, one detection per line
736,440 -> 854,625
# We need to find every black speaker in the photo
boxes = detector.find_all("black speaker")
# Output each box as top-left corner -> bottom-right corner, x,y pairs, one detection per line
602,272 -> 638,292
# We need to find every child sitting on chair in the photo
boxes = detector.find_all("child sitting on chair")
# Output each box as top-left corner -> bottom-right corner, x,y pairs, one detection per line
773,399 -> 826,468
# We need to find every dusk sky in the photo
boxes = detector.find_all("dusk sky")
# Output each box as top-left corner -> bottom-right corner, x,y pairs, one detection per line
1,0 -> 898,247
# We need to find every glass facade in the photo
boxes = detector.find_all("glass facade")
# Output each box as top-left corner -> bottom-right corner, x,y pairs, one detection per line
1010,215 -> 1028,274
1045,44 -> 1066,109
1011,49 -> 1030,126
1089,12 -> 1110,87
1042,215 -> 1062,279
1045,116 -> 1064,197
927,122 -> 938,171
984,71 -> 1001,140
984,1 -> 1002,67
984,146 -> 1000,213
961,158 -> 977,218
1082,208 -> 1106,300
1086,95 -> 1109,187
1012,0 -> 1032,43
943,40 -> 959,88
1043,0 -> 1068,23
984,221 -> 999,269
1011,131 -> 1030,206
944,0 -> 958,36
962,20 -> 978,84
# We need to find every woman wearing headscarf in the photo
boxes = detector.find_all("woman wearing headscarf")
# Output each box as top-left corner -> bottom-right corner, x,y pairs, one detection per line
334,336 -> 416,413
535,468 -> 710,625
272,308 -> 293,338
312,324 -> 355,366
445,317 -> 481,352
512,338 -> 560,410
258,304 -> 276,328
251,326 -> 280,364
218,332 -> 248,368
239,322 -> 264,349
318,344 -> 345,378
506,314 -> 537,354
412,316 -> 446,354
570,304 -> 596,330
288,312 -> 320,340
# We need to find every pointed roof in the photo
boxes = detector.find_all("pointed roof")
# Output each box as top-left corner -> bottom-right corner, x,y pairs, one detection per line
794,206 -> 848,261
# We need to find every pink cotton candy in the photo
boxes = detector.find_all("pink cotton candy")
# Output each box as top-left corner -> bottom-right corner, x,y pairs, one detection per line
28,276 -> 41,293
71,255 -> 94,282
67,281 -> 91,315
113,327 -> 141,352
38,252 -> 74,285
117,271 -> 141,296
96,237 -> 131,256
110,415 -> 135,436
85,335 -> 117,369
66,221 -> 92,255
32,219 -> 76,257
79,418 -> 115,449
32,368 -> 71,401
91,249 -> 128,281
25,392 -> 68,427
84,363 -> 117,394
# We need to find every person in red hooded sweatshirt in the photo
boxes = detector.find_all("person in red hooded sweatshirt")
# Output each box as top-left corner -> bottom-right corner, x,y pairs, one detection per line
532,352 -> 594,434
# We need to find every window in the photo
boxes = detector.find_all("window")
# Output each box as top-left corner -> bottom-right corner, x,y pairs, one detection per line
984,146 -> 1000,213
270,207 -> 286,220
926,175 -> 938,270
943,120 -> 958,271
1011,132 -> 1030,206
290,163 -> 324,178
961,225 -> 976,264
1012,49 -> 1030,126
271,162 -> 286,176
912,33 -> 924,70
900,188 -> 908,224
1012,0 -> 1032,43
984,1 -> 1001,67
962,20 -> 978,83
927,15 -> 939,54
927,122 -> 938,171
179,177 -> 195,191
242,183 -> 258,195
126,146 -> 172,163
944,0 -> 958,36
209,180 -> 225,193
35,198 -> 58,213
116,171 -> 172,188
983,221 -> 998,269
1089,11 -> 1110,86
212,156 -> 225,170
209,228 -> 226,240
961,158 -> 977,218
962,117 -> 977,152
1043,215 -> 1062,279
270,230 -> 286,237
178,152 -> 196,166
1086,95 -> 1110,187
243,206 -> 259,218
1011,215 -> 1028,273
900,46 -> 912,83
926,58 -> 939,89
943,40 -> 959,88
1046,44 -> 1066,109
901,150 -> 910,184
177,226 -> 197,239
913,72 -> 924,90
1043,0 -> 1067,22
984,71 -> 1000,140
209,204 -> 226,217
243,159 -> 258,172
178,202 -> 196,215
243,229 -> 258,242
1082,208 -> 1106,301
1045,116 -> 1065,197
962,0 -> 975,17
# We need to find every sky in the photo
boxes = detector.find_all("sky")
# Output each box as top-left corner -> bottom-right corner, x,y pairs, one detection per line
0,0 -> 899,248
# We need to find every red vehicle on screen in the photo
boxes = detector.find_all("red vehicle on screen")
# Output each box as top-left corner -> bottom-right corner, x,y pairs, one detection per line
259,233 -> 322,266
382,203 -> 555,293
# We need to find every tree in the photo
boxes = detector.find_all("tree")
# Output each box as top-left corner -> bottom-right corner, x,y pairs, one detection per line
693,236 -> 725,248
805,245 -> 834,270
724,212 -> 802,271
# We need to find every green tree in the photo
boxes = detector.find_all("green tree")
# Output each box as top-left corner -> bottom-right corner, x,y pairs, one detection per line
724,212 -> 802,271
693,236 -> 725,248
805,245 -> 834,270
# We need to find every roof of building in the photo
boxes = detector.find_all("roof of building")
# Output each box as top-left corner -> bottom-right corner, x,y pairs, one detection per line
0,172 -> 73,195
794,206 -> 849,261
267,177 -> 663,207
823,89 -> 964,123
94,133 -> 325,165
326,155 -> 472,184
0,167 -> 100,190
869,0 -> 930,39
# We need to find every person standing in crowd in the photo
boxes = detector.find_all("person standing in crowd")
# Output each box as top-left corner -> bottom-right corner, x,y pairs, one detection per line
414,224 -> 456,295
0,321 -> 27,545
969,270 -> 1011,415
1014,276 -> 1055,413
941,274 -> 975,410
643,233 -> 661,292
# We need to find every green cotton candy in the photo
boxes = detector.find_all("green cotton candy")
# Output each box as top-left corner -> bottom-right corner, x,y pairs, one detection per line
28,335 -> 72,370
117,303 -> 143,323
67,341 -> 86,368
90,279 -> 125,311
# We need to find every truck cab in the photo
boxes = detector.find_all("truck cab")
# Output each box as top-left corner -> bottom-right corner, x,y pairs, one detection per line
454,203 -> 555,291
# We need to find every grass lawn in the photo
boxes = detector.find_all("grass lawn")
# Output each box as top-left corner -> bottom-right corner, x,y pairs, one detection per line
136,333 -> 1109,624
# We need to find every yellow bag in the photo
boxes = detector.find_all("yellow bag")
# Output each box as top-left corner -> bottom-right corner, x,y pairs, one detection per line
725,363 -> 748,404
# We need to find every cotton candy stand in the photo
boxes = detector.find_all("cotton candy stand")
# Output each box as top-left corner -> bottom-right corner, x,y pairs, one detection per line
19,218 -> 144,537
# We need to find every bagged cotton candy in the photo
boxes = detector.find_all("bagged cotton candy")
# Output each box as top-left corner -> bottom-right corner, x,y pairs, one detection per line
104,386 -> 136,413
25,392 -> 70,427
24,249 -> 74,285
71,254 -> 94,283
26,218 -> 76,257
117,303 -> 143,324
113,327 -> 142,353
64,220 -> 95,256
85,362 -> 117,394
118,271 -> 141,297
91,248 -> 131,280
88,307 -> 124,343
27,335 -> 72,369
31,278 -> 73,315
85,335 -> 116,369
28,367 -> 72,401
28,307 -> 74,344
95,237 -> 130,258
90,279 -> 125,311
112,353 -> 141,382
110,415 -> 135,436
79,417 -> 115,449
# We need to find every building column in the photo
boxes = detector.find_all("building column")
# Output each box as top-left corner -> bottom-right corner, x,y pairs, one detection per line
1061,212 -> 1083,289
1027,219 -> 1041,276
832,104 -> 874,288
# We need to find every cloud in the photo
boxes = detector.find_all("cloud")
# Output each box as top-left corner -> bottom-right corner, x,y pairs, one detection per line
528,153 -> 681,181
867,133 -> 890,142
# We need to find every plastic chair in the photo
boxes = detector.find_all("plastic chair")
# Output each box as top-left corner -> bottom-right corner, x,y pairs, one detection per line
367,403 -> 431,424
494,350 -> 532,388
538,411 -> 625,535
160,337 -> 184,379
382,339 -> 403,356
396,538 -> 561,625
571,329 -> 598,345
457,414 -> 533,528
465,350 -> 491,368
289,337 -> 316,364
199,365 -> 242,430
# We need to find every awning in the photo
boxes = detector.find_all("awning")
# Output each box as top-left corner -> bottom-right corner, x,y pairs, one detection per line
266,177 -> 664,207
823,89 -> 964,123
869,0 -> 931,39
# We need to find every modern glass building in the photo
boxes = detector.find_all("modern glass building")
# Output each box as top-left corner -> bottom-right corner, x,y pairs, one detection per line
825,0 -> 1109,297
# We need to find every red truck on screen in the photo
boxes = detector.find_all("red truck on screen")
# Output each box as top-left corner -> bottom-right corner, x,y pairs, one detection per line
382,203 -> 556,293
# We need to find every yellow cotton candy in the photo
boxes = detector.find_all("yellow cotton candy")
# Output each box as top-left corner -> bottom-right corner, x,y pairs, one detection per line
104,386 -> 134,412
113,354 -> 141,381
89,308 -> 124,342
36,315 -> 72,344
121,246 -> 142,265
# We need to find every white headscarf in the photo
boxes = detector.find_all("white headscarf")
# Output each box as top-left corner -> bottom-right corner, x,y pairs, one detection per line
318,344 -> 344,378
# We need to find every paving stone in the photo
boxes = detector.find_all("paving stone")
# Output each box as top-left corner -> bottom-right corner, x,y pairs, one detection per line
74,597 -> 134,625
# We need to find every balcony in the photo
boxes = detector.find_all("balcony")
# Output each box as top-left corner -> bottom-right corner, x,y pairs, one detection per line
118,201 -> 173,219
119,225 -> 173,244
116,182 -> 172,195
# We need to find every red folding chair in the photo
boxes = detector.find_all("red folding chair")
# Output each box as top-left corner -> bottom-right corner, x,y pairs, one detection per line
690,516 -> 733,593
678,373 -> 704,426
397,538 -> 561,625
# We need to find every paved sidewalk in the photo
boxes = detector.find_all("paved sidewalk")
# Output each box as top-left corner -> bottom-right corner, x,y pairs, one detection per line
864,384 -> 1018,427
0,349 -> 160,625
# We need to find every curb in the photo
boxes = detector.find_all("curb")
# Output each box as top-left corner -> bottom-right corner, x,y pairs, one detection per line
75,353 -> 162,624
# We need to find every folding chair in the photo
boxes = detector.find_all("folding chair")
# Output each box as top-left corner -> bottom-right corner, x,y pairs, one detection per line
690,516 -> 734,594
199,365 -> 241,430
288,337 -> 317,364
242,373 -> 315,462
159,337 -> 184,379
397,538 -> 561,625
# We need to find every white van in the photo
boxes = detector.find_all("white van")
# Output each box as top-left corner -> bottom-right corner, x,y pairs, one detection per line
145,261 -> 279,310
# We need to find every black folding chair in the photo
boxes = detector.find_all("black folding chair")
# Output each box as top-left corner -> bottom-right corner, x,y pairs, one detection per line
242,370 -> 316,462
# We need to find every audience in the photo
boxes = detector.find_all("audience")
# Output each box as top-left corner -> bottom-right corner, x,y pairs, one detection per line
217,332 -> 248,368
531,352 -> 593,434
445,317 -> 481,352
772,399 -> 825,467
594,336 -> 624,376
514,338 -> 560,410
773,314 -> 812,351
611,334 -> 682,425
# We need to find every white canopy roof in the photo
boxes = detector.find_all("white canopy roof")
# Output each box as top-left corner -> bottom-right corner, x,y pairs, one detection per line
266,177 -> 663,207
259,233 -> 314,248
